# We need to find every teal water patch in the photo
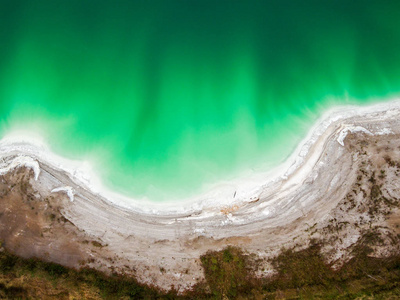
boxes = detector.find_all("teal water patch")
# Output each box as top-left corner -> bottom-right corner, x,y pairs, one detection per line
1,1 -> 400,201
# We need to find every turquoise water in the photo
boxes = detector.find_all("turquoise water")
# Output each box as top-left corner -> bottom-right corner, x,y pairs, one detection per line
1,1 -> 400,201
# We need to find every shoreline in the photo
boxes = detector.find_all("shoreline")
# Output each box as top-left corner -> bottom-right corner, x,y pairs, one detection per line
0,98 -> 399,214
1,98 -> 400,290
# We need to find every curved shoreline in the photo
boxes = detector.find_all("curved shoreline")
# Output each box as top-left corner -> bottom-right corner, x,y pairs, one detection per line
0,98 -> 399,214
2,99 -> 400,290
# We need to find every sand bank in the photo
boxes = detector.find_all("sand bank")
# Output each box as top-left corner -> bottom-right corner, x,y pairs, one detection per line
1,99 -> 400,290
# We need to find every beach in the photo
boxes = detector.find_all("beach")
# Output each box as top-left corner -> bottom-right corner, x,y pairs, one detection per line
1,100 -> 400,291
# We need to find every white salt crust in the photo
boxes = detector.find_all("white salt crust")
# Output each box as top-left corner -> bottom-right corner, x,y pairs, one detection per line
0,98 -> 399,214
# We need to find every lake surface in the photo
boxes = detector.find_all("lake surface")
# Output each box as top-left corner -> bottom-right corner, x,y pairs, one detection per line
1,1 -> 400,201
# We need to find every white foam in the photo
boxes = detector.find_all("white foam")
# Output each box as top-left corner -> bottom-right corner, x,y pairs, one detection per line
0,97 -> 399,214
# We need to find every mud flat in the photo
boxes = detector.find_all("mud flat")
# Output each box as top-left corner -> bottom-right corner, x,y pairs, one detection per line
1,100 -> 400,291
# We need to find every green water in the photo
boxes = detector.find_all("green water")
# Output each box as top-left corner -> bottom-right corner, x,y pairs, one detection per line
1,1 -> 400,201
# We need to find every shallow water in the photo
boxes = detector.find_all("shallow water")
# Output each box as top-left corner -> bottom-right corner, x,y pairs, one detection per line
1,1 -> 400,201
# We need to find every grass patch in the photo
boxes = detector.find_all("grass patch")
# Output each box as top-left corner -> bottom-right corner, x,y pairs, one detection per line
1,232 -> 400,299
0,249 -> 177,299
269,243 -> 334,289
196,237 -> 400,299
199,246 -> 258,299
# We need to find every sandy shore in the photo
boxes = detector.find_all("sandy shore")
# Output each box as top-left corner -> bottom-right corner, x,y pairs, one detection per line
1,99 -> 400,290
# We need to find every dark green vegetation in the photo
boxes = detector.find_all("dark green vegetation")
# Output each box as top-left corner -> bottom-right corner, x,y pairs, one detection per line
198,246 -> 259,299
0,247 -> 177,299
197,240 -> 400,299
1,236 -> 400,299
265,242 -> 400,299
